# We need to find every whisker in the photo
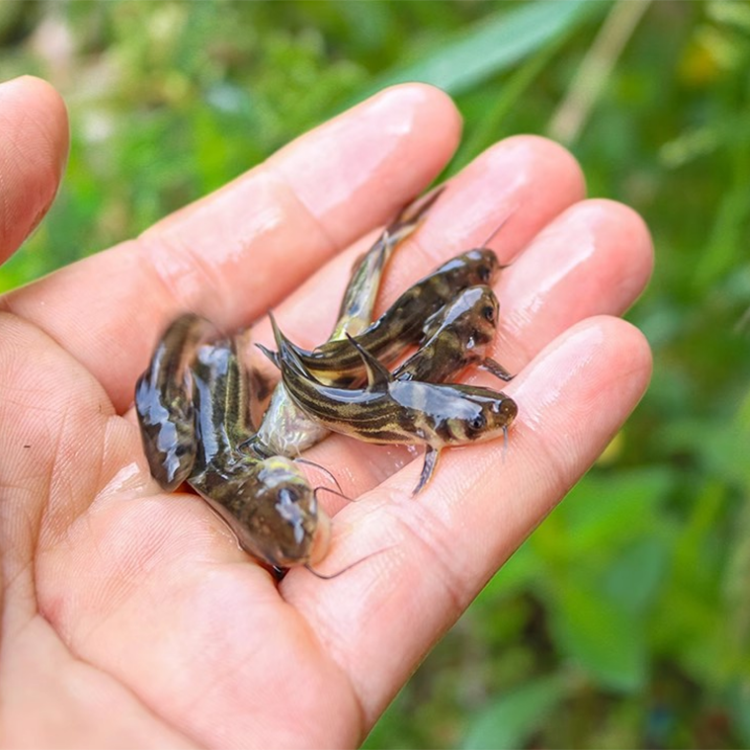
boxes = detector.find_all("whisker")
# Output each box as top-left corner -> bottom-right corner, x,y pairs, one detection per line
294,457 -> 343,493
304,546 -> 394,580
480,204 -> 519,264
313,486 -> 354,505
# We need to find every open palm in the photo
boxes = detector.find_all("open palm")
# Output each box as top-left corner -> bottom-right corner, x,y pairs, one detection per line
0,77 -> 652,748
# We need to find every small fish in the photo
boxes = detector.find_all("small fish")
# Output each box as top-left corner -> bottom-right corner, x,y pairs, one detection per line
394,285 -> 514,384
187,339 -> 331,570
135,313 -> 216,491
264,316 -> 518,494
256,188 -> 445,456
273,247 -> 505,393
331,186 -> 445,339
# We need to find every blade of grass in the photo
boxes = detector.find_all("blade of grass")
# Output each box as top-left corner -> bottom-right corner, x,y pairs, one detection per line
549,0 -> 653,146
463,675 -> 567,750
346,0 -> 595,106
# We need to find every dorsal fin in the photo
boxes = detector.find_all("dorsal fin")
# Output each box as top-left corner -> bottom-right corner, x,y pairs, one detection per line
255,342 -> 280,369
344,333 -> 392,391
266,313 -> 305,374
264,314 -> 325,385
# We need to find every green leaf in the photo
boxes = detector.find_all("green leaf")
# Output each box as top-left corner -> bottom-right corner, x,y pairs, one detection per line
463,675 -> 566,750
556,467 -> 676,553
352,0 -> 596,100
550,582 -> 648,692
602,537 -> 670,617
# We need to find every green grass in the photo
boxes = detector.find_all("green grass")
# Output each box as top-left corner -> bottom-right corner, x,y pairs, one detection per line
2,1 -> 750,746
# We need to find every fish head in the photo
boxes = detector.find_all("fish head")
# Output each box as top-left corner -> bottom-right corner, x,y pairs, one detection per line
461,248 -> 502,286
239,456 -> 331,568
446,389 -> 518,443
452,285 -> 500,349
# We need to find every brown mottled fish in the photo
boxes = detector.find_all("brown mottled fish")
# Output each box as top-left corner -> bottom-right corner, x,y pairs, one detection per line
331,186 -> 445,339
394,285 -> 514,384
291,247 -> 504,388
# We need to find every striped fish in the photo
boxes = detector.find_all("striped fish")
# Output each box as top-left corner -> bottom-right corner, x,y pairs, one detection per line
290,247 -> 504,388
264,316 -> 518,495
135,313 -> 216,491
255,187 -> 446,455
188,338 -> 330,570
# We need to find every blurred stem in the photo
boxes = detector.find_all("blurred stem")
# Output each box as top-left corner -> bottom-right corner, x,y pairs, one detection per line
548,0 -> 652,146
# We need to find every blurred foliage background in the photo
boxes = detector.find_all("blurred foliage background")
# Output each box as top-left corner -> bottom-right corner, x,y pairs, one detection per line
2,1 -> 750,747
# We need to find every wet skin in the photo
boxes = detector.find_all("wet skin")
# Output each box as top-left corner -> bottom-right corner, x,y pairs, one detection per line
187,340 -> 330,569
135,316 -> 329,569
253,246 -> 505,457
255,188 -> 445,455
266,316 -> 518,494
289,247 -> 504,388
134,313 -> 216,491
394,284 -> 514,384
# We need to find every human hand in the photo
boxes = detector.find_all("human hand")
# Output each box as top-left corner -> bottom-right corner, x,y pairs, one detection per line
0,76 -> 652,748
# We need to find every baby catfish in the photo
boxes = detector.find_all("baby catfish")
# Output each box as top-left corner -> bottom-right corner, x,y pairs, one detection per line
394,285 -> 514,384
135,313 -> 216,491
274,284 -> 514,389
295,214 -> 514,389
289,247 -> 504,388
264,316 -> 518,495
188,339 -> 331,570
331,186 -> 445,340
255,187 -> 444,456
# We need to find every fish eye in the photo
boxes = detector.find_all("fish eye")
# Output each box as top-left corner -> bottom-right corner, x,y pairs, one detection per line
470,413 -> 486,431
478,265 -> 491,283
482,305 -> 495,323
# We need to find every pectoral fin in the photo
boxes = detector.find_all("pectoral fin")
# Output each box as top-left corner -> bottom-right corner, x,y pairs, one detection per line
344,333 -> 392,391
413,446 -> 441,496
480,357 -> 514,382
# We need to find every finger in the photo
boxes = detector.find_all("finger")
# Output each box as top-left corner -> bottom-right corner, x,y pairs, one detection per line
263,134 -> 586,351
491,197 -> 654,372
300,196 -> 653,497
2,314 -> 350,747
0,76 -> 69,264
245,133 -> 585,396
283,316 -> 653,730
4,84 -> 461,412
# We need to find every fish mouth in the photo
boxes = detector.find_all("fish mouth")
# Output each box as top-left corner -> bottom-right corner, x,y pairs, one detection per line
501,397 -> 518,424
490,395 -> 518,425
